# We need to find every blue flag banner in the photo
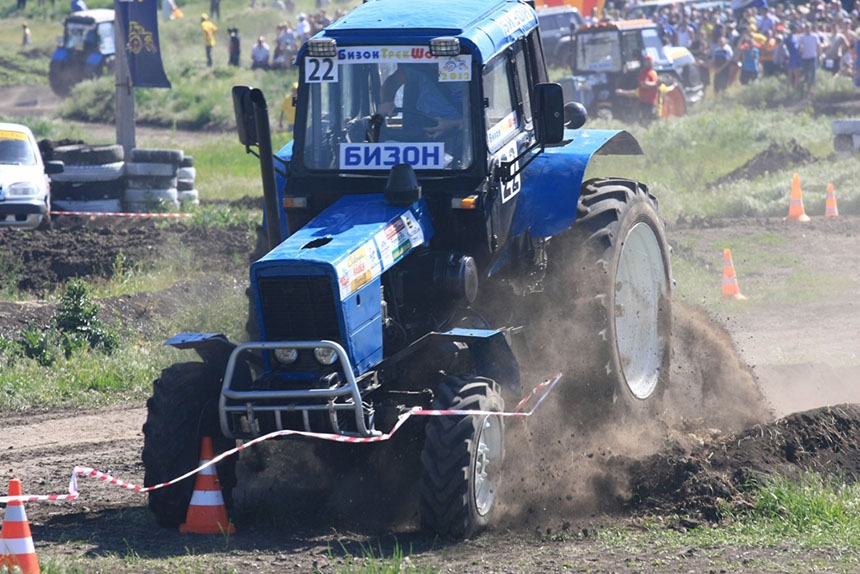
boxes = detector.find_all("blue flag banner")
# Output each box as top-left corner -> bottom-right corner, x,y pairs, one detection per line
115,0 -> 171,88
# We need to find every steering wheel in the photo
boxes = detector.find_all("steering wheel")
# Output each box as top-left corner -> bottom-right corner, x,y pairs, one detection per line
394,106 -> 438,129
345,114 -> 385,143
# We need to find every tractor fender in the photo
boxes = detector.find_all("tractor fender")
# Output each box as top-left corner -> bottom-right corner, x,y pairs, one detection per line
51,49 -> 70,63
383,329 -> 521,396
164,333 -> 237,373
163,333 -> 259,389
511,129 -> 642,238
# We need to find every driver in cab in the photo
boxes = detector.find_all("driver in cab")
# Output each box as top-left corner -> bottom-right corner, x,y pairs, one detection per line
378,64 -> 464,139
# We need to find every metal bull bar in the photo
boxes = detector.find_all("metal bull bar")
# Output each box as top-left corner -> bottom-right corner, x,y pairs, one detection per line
219,340 -> 380,439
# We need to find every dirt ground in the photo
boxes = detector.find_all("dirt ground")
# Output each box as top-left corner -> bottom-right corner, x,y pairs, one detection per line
2,87 -> 860,572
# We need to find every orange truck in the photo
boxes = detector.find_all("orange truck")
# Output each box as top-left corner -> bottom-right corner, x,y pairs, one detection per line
534,0 -> 606,18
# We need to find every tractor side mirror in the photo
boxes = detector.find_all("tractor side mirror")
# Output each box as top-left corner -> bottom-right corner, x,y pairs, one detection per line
534,83 -> 565,145
564,101 -> 588,130
232,85 -> 259,146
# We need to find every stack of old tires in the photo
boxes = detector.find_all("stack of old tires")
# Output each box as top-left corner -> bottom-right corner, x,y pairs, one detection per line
50,144 -> 126,213
125,148 -> 197,212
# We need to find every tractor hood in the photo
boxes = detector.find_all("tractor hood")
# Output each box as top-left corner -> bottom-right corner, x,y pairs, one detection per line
250,194 -> 435,375
253,194 -> 434,288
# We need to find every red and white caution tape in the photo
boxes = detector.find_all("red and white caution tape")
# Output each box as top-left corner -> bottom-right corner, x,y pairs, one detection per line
50,211 -> 193,218
0,373 -> 561,505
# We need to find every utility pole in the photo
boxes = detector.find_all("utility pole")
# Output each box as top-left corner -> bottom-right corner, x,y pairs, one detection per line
114,3 -> 136,157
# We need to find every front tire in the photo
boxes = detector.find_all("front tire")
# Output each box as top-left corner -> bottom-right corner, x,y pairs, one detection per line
419,376 -> 505,538
142,362 -> 236,527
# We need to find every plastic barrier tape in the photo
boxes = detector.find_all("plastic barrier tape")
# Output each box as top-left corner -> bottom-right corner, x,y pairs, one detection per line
0,373 -> 561,504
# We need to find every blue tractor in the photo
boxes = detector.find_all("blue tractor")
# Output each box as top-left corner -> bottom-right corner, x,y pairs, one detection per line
49,9 -> 116,97
142,0 -> 673,538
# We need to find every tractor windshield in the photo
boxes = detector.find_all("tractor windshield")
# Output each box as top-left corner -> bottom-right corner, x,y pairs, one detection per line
63,21 -> 115,54
301,46 -> 473,172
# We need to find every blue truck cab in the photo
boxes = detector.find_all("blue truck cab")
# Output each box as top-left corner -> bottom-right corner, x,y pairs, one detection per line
146,0 -> 673,539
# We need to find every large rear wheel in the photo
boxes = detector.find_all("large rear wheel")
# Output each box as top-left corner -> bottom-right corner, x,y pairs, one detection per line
549,177 -> 672,410
142,362 -> 237,527
419,376 -> 505,538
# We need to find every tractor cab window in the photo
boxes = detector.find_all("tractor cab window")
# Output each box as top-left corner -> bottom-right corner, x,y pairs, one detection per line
301,46 -> 473,172
574,30 -> 622,73
64,22 -> 97,51
97,22 -> 115,55
482,55 -> 520,153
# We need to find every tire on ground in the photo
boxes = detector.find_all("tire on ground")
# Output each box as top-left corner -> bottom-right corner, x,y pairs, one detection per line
125,162 -> 177,178
545,177 -> 673,414
419,376 -> 504,538
130,148 -> 185,165
51,179 -> 125,201
53,144 -> 124,166
177,166 -> 196,181
178,189 -> 200,205
51,161 -> 125,183
52,198 -> 122,213
142,362 -> 237,528
126,176 -> 178,189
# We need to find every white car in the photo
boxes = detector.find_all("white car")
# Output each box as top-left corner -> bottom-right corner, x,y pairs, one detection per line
0,123 -> 63,230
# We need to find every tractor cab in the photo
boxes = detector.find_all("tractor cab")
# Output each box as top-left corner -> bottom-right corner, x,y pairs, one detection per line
49,9 -> 116,97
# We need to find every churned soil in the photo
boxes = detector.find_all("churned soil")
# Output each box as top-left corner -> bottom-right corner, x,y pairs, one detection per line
2,207 -> 860,572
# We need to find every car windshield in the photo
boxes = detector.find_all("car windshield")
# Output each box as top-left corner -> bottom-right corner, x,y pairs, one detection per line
0,131 -> 37,166
301,46 -> 473,172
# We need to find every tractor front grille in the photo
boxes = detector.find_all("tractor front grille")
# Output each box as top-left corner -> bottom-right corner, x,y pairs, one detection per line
257,275 -> 341,343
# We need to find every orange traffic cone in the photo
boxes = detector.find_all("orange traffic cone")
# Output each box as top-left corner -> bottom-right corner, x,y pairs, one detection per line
825,183 -> 839,217
722,248 -> 747,300
785,173 -> 811,222
179,437 -> 236,534
0,479 -> 40,574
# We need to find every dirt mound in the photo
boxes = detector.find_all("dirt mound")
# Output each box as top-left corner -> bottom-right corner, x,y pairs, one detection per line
0,214 -> 253,297
629,403 -> 860,521
713,139 -> 814,186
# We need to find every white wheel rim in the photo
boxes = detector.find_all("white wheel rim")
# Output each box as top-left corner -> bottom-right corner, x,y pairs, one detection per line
615,221 -> 668,399
474,414 -> 503,516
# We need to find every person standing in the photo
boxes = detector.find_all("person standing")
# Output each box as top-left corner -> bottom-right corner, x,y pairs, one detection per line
21,23 -> 32,46
228,27 -> 241,67
798,22 -> 821,90
201,14 -> 218,67
636,55 -> 659,126
210,0 -> 220,20
279,82 -> 299,133
739,32 -> 760,84
712,36 -> 734,95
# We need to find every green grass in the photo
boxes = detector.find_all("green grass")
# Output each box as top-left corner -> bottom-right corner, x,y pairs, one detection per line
596,473 -> 860,572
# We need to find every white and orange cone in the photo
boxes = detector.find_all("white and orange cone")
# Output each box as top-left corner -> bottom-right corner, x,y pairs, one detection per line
722,248 -> 747,300
825,183 -> 839,217
785,173 -> 811,222
179,437 -> 236,534
0,479 -> 41,574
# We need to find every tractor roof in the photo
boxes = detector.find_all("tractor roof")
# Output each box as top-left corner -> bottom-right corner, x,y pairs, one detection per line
65,8 -> 114,25
315,0 -> 538,63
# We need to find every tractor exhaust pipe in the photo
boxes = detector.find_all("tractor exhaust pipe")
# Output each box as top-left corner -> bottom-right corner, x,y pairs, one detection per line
232,85 -> 283,252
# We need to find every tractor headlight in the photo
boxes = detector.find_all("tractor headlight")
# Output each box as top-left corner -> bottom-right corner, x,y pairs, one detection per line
273,348 -> 299,365
430,36 -> 460,57
307,38 -> 337,57
313,347 -> 338,365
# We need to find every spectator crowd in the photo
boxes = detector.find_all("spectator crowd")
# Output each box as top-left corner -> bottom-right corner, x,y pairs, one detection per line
614,0 -> 859,93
